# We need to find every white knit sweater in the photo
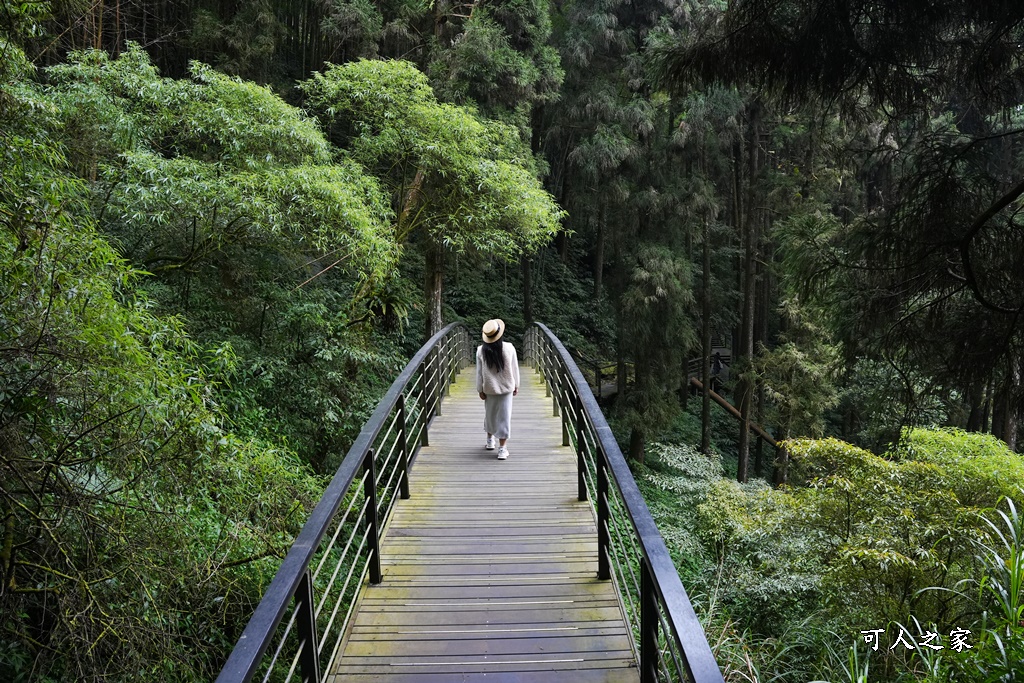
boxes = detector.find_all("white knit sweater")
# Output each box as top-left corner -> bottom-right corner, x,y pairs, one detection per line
475,342 -> 520,395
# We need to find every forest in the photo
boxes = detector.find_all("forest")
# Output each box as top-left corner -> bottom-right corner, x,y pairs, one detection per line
1,1 -> 1022,681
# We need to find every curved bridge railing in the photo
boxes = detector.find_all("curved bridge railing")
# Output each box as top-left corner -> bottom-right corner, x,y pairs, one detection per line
216,323 -> 471,683
525,323 -> 724,683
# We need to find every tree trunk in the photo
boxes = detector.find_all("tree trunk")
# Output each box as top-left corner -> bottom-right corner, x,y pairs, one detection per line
996,363 -> 1021,450
1003,404 -> 1017,451
628,426 -> 645,463
772,441 -> 788,487
982,377 -> 994,432
736,115 -> 760,483
754,435 -> 764,478
424,239 -> 445,340
1009,360 -> 1022,451
992,383 -> 1006,441
966,378 -> 986,431
617,327 -> 627,398
522,256 -> 533,324
681,354 -> 690,410
737,223 -> 761,481
594,201 -> 605,299
554,148 -> 571,263
701,214 -> 712,455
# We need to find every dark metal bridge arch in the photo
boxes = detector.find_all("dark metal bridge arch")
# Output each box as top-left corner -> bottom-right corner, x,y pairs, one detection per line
215,323 -> 724,683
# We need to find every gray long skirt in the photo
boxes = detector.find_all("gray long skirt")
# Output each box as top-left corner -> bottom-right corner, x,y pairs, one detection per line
483,392 -> 514,439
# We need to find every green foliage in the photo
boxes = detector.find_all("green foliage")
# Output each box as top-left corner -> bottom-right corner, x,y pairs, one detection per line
188,0 -> 281,81
821,496 -> 1024,683
214,286 -> 404,474
302,58 -> 564,260
0,0 -> 50,49
634,443 -> 722,580
753,297 -> 840,440
641,426 -> 1024,682
302,57 -> 563,338
39,45 -> 410,472
616,244 -> 696,441
959,498 -> 1024,682
893,429 -> 1024,512
45,46 -> 397,283
1,67 -> 323,680
427,1 -> 563,127
321,0 -> 384,60
835,358 -> 961,453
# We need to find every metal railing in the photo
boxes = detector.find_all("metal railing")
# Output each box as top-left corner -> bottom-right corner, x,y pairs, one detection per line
525,323 -> 724,683
216,322 -> 471,683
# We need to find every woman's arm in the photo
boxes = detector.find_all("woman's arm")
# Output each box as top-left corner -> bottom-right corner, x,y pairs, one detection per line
511,345 -> 520,394
475,345 -> 484,394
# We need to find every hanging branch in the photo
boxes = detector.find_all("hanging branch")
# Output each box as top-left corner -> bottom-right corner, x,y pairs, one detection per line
957,175 -> 1024,314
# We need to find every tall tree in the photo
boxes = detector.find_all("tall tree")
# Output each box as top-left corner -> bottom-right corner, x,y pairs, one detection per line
426,0 -> 563,128
301,59 -> 563,338
1,36 -> 326,681
661,0 -> 1024,450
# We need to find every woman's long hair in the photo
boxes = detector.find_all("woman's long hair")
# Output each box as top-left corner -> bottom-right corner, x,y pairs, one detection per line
482,339 -> 505,373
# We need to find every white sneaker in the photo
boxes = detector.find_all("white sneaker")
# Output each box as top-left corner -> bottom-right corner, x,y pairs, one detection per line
485,435 -> 496,450
497,446 -> 509,460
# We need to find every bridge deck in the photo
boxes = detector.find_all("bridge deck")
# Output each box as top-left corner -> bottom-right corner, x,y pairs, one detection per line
328,364 -> 640,682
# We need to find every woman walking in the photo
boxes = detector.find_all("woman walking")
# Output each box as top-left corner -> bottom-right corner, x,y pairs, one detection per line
476,319 -> 520,460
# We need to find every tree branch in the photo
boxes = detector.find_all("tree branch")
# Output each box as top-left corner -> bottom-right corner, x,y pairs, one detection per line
958,175 -> 1024,314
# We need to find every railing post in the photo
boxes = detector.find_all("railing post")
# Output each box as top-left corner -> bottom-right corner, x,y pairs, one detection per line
363,449 -> 383,584
561,372 -> 570,446
419,359 -> 430,448
398,394 -> 410,500
441,339 -> 449,397
433,348 -> 442,417
576,390 -> 587,502
444,336 -> 454,396
295,569 -> 321,683
553,363 -> 561,417
450,337 -> 457,384
597,445 -> 610,580
454,333 -> 461,374
544,346 -> 551,397
640,557 -> 658,683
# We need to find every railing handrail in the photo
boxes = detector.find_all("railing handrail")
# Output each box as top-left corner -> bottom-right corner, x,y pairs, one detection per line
216,321 -> 468,683
531,322 -> 724,683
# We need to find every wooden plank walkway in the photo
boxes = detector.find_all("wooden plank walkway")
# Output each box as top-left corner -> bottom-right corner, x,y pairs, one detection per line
329,363 -> 640,683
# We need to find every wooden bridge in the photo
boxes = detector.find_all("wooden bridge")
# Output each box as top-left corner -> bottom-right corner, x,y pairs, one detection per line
216,323 -> 723,683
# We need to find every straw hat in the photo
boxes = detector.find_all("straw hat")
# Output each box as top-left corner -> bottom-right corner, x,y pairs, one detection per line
482,319 -> 505,343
